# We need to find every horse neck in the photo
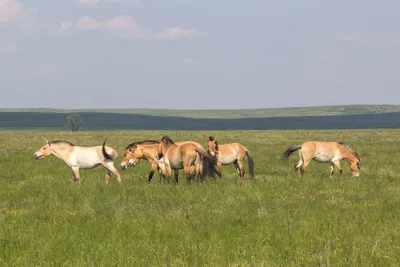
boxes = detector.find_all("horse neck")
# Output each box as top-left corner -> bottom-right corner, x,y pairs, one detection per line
50,145 -> 72,162
341,147 -> 357,163
139,145 -> 158,161
160,143 -> 172,156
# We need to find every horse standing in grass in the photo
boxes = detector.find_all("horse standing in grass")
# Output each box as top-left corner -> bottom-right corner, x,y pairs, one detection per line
206,136 -> 255,182
120,139 -> 219,182
280,141 -> 361,177
33,139 -> 121,184
120,140 -> 166,182
156,136 -> 220,183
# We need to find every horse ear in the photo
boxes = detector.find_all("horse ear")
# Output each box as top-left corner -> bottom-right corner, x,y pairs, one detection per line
45,140 -> 51,146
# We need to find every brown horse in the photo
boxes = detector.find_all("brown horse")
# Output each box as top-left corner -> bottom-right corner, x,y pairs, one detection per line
157,136 -> 220,183
281,141 -> 361,177
33,139 -> 121,184
120,140 -> 165,182
121,139 -> 220,182
207,136 -> 255,181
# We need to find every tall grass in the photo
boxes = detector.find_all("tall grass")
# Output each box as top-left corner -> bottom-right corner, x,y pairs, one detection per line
1,130 -> 400,266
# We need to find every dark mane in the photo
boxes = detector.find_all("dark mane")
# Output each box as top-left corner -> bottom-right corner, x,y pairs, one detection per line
338,142 -> 360,161
161,135 -> 174,144
125,140 -> 159,149
208,136 -> 215,141
49,140 -> 75,146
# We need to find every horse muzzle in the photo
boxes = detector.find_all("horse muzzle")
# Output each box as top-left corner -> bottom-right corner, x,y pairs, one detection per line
33,153 -> 41,160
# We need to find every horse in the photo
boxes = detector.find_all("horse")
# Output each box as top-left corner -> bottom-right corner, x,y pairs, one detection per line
33,139 -> 121,184
120,140 -> 167,182
280,141 -> 361,177
156,136 -> 220,183
120,139 -> 220,183
206,136 -> 255,181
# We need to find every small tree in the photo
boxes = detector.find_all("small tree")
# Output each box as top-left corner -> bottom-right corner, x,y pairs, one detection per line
65,114 -> 83,132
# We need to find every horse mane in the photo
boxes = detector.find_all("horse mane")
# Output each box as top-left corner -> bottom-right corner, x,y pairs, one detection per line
338,142 -> 360,161
161,135 -> 174,144
49,140 -> 75,146
126,140 -> 159,149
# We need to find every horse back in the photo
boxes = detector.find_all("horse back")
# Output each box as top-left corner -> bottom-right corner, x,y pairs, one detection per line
302,141 -> 343,157
220,143 -> 246,156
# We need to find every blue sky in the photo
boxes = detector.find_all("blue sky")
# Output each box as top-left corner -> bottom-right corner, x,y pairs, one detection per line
1,0 -> 399,109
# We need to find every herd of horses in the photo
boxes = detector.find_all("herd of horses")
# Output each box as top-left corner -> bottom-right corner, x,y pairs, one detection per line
33,135 -> 362,184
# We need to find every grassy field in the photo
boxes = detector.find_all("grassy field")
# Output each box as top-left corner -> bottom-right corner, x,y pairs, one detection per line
1,104 -> 400,118
1,129 -> 400,266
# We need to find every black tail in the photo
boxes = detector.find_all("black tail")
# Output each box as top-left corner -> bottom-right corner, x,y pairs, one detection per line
281,146 -> 301,162
245,150 -> 255,178
195,148 -> 222,179
102,138 -> 113,161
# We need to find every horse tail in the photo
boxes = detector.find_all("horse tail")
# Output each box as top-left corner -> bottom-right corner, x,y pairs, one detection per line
245,149 -> 255,178
195,148 -> 222,179
102,138 -> 114,161
281,146 -> 301,162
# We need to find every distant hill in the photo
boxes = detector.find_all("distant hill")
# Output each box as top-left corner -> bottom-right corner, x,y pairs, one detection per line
0,111 -> 399,130
1,105 -> 400,119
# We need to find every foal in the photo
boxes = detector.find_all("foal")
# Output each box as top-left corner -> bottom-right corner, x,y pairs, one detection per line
281,141 -> 361,177
34,139 -> 121,183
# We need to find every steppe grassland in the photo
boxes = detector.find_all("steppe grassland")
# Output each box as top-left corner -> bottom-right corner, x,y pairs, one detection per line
0,130 -> 400,266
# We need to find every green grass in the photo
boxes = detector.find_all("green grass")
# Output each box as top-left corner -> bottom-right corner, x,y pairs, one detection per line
1,130 -> 400,266
1,104 -> 400,118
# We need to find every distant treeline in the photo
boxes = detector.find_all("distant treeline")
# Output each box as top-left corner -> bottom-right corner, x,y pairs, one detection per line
0,112 -> 399,130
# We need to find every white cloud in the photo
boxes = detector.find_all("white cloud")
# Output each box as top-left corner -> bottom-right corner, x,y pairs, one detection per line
57,21 -> 73,32
76,15 -> 137,31
0,0 -> 35,23
57,15 -> 203,41
155,27 -> 202,40
76,0 -> 141,8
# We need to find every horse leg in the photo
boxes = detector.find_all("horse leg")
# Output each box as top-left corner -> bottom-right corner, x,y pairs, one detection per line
102,161 -> 122,183
330,164 -> 335,176
233,161 -> 242,183
300,158 -> 311,176
332,161 -> 343,175
148,163 -> 158,182
164,163 -> 172,183
105,168 -> 111,184
173,169 -> 179,184
71,167 -> 81,184
237,159 -> 245,179
184,166 -> 192,183
217,160 -> 223,177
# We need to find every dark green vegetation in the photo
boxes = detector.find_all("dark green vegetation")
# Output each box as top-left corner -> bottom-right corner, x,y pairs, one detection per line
65,114 -> 83,132
1,104 -> 400,118
1,110 -> 400,130
1,130 -> 400,266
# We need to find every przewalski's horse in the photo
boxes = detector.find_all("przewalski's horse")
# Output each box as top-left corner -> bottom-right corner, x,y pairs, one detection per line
120,140 -> 166,182
120,139 -> 217,182
280,141 -> 361,177
207,136 -> 255,181
33,139 -> 121,184
156,136 -> 220,183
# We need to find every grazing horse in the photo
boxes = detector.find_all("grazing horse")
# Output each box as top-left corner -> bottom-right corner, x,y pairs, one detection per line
280,141 -> 361,177
156,136 -> 220,183
33,139 -> 121,184
207,136 -> 255,181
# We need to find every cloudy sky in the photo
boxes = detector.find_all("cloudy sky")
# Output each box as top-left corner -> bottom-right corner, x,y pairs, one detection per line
1,0 -> 399,109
